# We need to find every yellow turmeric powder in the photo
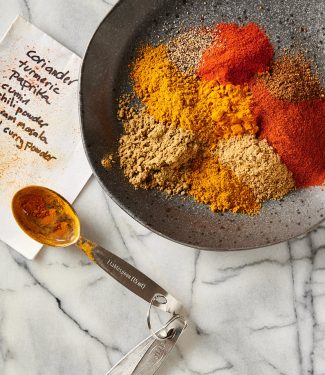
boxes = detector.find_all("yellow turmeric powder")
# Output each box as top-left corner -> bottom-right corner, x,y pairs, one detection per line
132,45 -> 258,146
186,152 -> 261,214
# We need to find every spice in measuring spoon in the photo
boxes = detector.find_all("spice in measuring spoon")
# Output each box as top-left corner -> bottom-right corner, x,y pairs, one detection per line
12,186 -> 79,247
12,186 -> 183,315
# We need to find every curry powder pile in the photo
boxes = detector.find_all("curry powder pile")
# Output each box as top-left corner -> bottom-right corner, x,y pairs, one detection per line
186,152 -> 261,214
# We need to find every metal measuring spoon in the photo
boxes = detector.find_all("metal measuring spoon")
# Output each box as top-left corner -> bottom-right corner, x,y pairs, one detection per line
106,315 -> 187,375
12,186 -> 183,316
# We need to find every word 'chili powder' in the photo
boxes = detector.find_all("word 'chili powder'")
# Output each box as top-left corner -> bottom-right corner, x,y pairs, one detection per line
252,81 -> 325,187
197,23 -> 273,85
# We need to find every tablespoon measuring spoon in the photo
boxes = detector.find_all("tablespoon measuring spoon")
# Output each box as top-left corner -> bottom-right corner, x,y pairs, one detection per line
12,185 -> 183,316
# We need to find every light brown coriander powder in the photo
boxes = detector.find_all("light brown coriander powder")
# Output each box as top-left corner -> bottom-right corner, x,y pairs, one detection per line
217,134 -> 295,202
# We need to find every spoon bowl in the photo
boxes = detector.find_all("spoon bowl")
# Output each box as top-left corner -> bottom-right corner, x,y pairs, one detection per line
12,186 -> 80,247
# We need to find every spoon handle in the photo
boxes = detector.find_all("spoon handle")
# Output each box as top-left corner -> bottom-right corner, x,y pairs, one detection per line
76,238 -> 183,315
106,315 -> 187,375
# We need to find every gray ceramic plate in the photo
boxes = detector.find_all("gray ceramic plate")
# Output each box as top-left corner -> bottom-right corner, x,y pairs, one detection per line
80,0 -> 325,250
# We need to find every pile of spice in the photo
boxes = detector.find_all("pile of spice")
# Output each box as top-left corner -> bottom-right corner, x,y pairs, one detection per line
252,81 -> 325,187
186,152 -> 261,213
132,44 -> 257,145
217,135 -> 295,202
167,28 -> 213,74
252,52 -> 325,187
197,23 -> 274,84
118,106 -> 199,195
262,54 -> 325,102
101,21 -> 325,216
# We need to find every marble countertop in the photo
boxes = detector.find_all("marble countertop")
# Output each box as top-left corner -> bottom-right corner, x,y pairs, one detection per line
0,1 -> 324,374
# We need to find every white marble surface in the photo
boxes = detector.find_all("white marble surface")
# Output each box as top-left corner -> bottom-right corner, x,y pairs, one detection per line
0,1 -> 324,374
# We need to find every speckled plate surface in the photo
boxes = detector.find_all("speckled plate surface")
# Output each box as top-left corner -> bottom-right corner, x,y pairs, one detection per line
80,0 -> 324,250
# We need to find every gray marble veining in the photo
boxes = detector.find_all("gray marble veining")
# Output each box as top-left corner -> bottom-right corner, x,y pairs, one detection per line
0,1 -> 324,374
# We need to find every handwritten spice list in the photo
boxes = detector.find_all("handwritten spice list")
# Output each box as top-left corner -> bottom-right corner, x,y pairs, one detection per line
0,17 -> 91,259
0,49 -> 78,162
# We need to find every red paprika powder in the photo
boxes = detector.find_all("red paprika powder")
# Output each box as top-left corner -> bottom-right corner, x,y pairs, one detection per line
251,81 -> 325,187
197,23 -> 274,85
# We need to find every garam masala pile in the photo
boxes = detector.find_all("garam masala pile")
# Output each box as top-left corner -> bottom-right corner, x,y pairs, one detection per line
102,22 -> 325,215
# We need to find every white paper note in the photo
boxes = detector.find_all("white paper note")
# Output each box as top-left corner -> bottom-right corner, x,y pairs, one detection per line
0,16 -> 92,259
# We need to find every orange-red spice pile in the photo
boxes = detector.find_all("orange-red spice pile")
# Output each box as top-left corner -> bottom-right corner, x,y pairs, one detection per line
198,23 -> 274,84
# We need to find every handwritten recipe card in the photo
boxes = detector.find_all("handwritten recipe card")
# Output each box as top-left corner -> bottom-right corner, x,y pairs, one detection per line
0,17 -> 92,259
